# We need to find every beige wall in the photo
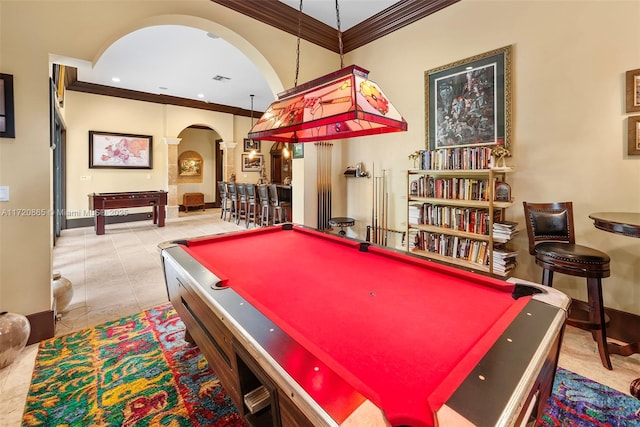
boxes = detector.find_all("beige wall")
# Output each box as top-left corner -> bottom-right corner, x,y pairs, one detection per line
1,0 -> 640,319
342,0 -> 640,313
0,0 -> 335,314
177,127 -> 219,203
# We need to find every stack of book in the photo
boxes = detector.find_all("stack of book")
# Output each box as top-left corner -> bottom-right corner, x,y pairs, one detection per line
408,204 -> 422,226
492,247 -> 518,276
493,220 -> 519,243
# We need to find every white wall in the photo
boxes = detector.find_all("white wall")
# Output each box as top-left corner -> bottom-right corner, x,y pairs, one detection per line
0,0 -> 335,314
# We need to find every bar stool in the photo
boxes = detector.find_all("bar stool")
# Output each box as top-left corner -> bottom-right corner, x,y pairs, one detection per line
218,181 -> 230,220
244,183 -> 259,228
226,182 -> 238,223
523,201 -> 612,369
236,183 -> 247,225
269,184 -> 290,224
257,184 -> 271,226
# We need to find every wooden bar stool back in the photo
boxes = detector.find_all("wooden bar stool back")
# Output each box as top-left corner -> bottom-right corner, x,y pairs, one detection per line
523,201 -> 612,369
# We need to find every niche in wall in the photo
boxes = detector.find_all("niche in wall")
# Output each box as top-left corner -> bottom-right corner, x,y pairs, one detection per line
178,150 -> 203,184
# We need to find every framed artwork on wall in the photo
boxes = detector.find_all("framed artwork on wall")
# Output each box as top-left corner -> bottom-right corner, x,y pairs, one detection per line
293,143 -> 304,159
89,131 -> 153,169
626,68 -> 640,113
425,45 -> 512,151
242,153 -> 264,172
244,138 -> 261,152
180,159 -> 202,176
628,116 -> 640,155
0,73 -> 15,138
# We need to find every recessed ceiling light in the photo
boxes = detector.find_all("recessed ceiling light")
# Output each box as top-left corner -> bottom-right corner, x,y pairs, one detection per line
111,77 -> 121,82
197,93 -> 205,98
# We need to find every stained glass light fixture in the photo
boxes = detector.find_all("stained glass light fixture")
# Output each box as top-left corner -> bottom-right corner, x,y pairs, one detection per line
248,65 -> 407,143
248,1 -> 407,143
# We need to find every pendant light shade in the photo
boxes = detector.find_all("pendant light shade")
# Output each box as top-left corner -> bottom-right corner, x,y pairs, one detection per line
248,65 -> 407,143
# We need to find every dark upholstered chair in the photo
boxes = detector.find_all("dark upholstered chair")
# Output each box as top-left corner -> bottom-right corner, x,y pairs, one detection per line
523,201 -> 612,369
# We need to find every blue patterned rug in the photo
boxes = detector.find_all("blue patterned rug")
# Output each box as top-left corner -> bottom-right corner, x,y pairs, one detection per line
538,367 -> 640,426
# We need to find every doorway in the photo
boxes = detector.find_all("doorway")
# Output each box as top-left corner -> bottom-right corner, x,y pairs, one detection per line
51,79 -> 67,244
269,142 -> 292,184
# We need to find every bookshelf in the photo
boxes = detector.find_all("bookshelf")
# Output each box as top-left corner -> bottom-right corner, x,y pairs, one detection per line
406,150 -> 517,276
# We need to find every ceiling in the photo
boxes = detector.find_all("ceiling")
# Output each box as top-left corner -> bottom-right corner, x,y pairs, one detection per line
67,0 -> 457,115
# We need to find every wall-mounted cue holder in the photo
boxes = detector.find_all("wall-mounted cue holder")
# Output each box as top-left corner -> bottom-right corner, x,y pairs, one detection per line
344,162 -> 369,178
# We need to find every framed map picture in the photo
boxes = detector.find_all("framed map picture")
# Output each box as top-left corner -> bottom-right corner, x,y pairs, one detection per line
89,131 -> 153,169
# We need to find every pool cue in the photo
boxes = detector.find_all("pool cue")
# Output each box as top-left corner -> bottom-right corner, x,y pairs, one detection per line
383,169 -> 388,246
372,163 -> 377,243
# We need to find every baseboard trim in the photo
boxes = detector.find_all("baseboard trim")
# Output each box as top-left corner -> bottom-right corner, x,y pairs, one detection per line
605,305 -> 640,344
26,309 -> 55,345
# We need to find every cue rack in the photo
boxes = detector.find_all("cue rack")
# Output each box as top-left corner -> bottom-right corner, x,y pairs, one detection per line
371,164 -> 389,245
368,164 -> 406,248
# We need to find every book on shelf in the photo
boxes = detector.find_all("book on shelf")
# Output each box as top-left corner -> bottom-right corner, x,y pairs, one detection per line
418,147 -> 493,170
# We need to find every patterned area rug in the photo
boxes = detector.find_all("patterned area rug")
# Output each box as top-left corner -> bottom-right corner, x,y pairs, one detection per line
537,368 -> 640,426
23,304 -> 640,426
22,304 -> 245,426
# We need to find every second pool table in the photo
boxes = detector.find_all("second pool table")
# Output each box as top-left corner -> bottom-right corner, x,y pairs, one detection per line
160,224 -> 569,427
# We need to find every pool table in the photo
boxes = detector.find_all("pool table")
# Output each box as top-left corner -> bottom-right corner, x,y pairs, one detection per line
160,224 -> 569,427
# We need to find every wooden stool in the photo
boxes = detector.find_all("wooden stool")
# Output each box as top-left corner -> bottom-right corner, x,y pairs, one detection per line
523,201 -> 612,370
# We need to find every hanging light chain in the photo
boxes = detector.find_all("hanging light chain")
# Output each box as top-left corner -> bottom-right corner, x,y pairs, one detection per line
294,0 -> 303,87
336,0 -> 344,69
250,94 -> 255,126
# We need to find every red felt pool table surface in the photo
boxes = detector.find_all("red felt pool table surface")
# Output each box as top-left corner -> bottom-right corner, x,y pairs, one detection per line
183,226 -> 532,426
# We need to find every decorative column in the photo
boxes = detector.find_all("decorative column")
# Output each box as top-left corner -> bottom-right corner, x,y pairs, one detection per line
164,137 -> 182,219
219,141 -> 238,181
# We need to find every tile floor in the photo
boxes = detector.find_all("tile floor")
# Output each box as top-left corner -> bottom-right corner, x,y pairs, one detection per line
1,209 -> 639,426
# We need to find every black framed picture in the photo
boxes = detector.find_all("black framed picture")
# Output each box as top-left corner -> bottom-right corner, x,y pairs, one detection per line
241,153 -> 264,172
0,73 -> 16,138
244,138 -> 260,152
89,131 -> 153,169
425,46 -> 512,151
